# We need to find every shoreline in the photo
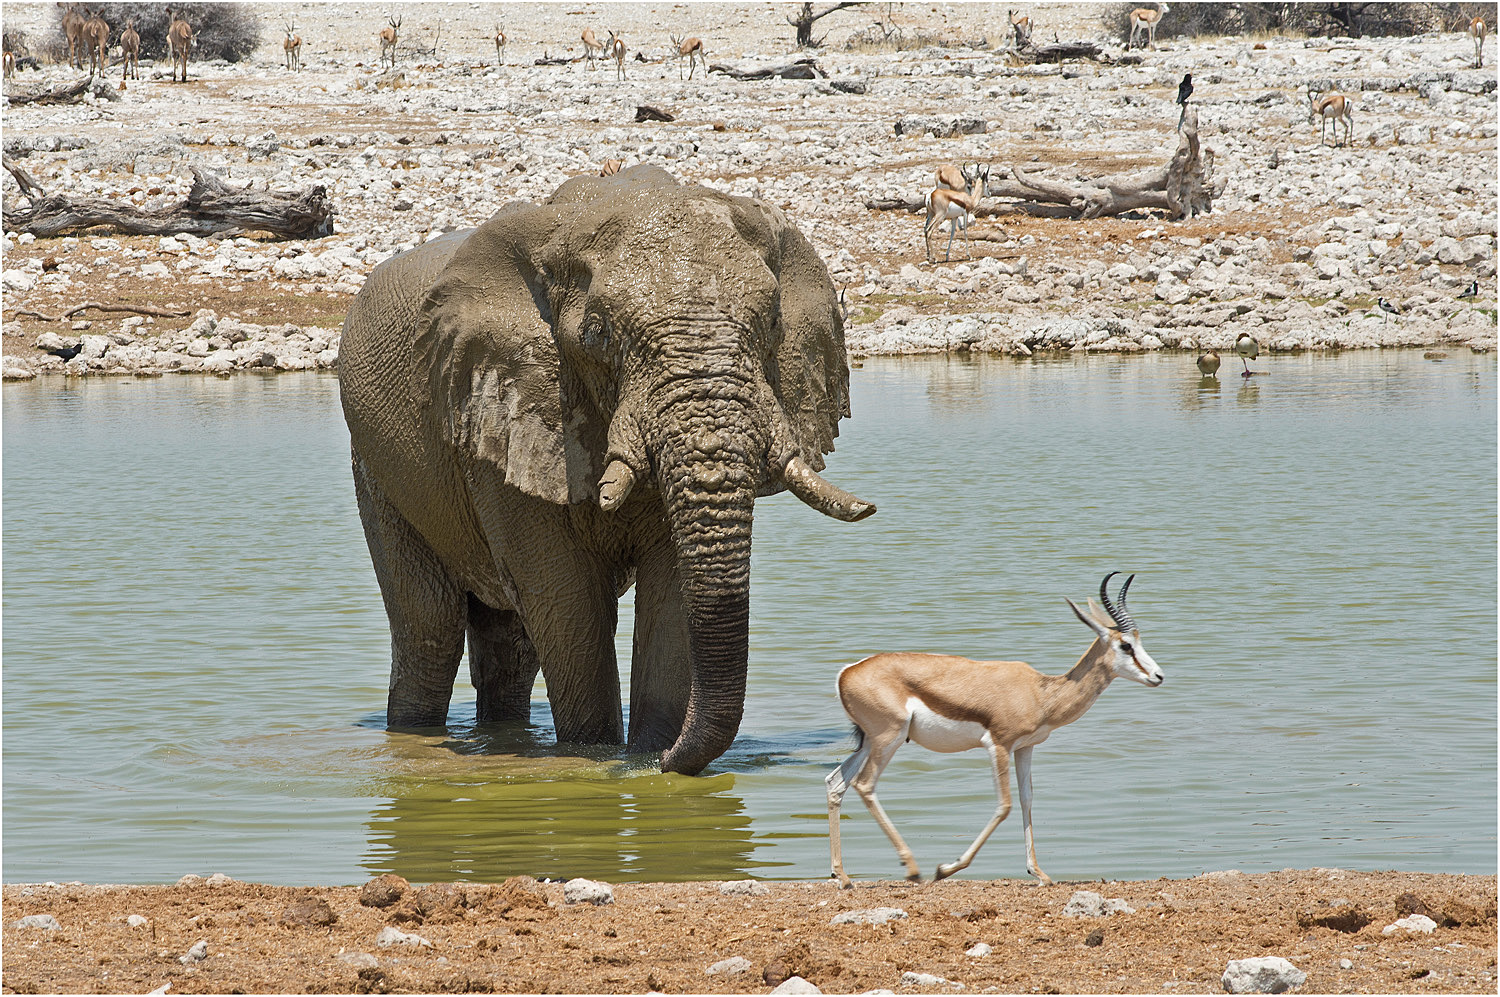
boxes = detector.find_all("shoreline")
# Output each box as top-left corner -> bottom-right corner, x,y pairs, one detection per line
5,869 -> 1495,994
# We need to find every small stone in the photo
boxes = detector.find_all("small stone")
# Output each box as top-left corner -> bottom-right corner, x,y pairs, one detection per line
336,950 -> 379,969
965,942 -> 993,957
127,914 -> 149,928
204,873 -> 234,887
1222,956 -> 1305,993
1393,892 -> 1434,919
706,956 -> 753,976
563,878 -> 614,905
176,874 -> 204,887
359,874 -> 408,908
900,971 -> 958,987
1085,929 -> 1105,947
718,879 -> 770,896
281,897 -> 339,927
179,940 -> 208,965
1339,959 -> 1353,970
14,914 -> 61,930
770,976 -> 821,995
1382,914 -> 1436,936
830,907 -> 907,926
375,925 -> 432,948
1063,891 -> 1135,917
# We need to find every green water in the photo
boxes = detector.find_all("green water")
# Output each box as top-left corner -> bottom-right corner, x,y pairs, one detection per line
3,350 -> 1494,885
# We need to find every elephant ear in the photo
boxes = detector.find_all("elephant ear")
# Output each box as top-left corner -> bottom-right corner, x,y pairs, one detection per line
763,204 -> 851,470
412,203 -> 606,505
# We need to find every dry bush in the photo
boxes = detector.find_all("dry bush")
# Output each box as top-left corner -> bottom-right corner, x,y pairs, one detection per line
1103,2 -> 1490,42
50,3 -> 261,63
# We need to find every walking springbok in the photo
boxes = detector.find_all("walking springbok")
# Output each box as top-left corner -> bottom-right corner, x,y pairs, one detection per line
379,14 -> 401,69
166,8 -> 193,82
119,17 -> 139,79
494,25 -> 506,64
606,30 -> 626,80
283,20 -> 302,71
827,573 -> 1165,888
82,7 -> 109,76
1007,9 -> 1032,49
581,27 -> 604,69
1307,87 -> 1353,146
924,164 -> 988,263
670,33 -> 706,79
1127,2 -> 1169,51
1470,16 -> 1487,68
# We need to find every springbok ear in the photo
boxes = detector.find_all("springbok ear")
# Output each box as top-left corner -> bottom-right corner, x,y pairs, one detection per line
1067,598 -> 1111,639
413,201 -> 606,506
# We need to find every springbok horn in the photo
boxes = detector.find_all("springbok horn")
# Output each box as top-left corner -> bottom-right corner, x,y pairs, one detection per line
782,456 -> 876,523
597,459 -> 636,512
1099,572 -> 1138,632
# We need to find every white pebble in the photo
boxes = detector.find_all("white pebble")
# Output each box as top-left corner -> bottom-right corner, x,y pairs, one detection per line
563,877 -> 615,905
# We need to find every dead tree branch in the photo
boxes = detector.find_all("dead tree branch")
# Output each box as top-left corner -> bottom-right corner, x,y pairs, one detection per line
11,301 -> 193,322
4,74 -> 119,105
709,58 -> 828,80
786,2 -> 866,47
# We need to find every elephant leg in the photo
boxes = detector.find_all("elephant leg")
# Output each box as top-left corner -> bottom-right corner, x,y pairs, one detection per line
626,539 -> 692,754
353,453 -> 466,728
489,492 -> 625,745
466,593 -> 541,723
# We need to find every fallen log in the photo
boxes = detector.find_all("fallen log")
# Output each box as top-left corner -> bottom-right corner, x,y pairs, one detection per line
2,166 -> 335,239
709,58 -> 827,80
3,154 -> 45,198
12,301 -> 192,322
634,104 -> 675,122
4,74 -> 119,105
533,54 -> 575,66
1024,40 -> 1103,63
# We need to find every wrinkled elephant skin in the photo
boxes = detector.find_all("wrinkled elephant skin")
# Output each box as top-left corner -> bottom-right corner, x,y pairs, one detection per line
339,166 -> 874,775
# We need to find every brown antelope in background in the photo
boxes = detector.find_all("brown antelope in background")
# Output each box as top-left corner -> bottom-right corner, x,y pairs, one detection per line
606,30 -> 625,80
379,14 -> 400,69
119,17 -> 139,79
599,158 -> 623,176
82,7 -> 109,76
2,47 -> 14,78
1128,1 -> 1168,50
166,8 -> 193,82
1308,87 -> 1353,146
581,27 -> 603,68
924,164 -> 987,262
284,20 -> 302,71
493,25 -> 506,63
827,573 -> 1165,888
1470,16 -> 1487,68
670,33 -> 706,79
60,3 -> 86,68
1007,9 -> 1033,49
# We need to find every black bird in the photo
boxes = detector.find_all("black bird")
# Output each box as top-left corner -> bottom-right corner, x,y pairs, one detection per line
1377,297 -> 1402,322
1458,279 -> 1479,299
1177,73 -> 1193,105
43,342 -> 83,361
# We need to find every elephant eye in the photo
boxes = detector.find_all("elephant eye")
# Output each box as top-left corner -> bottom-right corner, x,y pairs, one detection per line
581,313 -> 610,353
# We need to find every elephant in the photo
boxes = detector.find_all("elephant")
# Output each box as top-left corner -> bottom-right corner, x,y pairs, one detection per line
339,165 -> 876,776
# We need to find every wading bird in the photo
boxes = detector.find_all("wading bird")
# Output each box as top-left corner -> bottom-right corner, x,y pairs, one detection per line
1377,297 -> 1401,322
1457,279 -> 1478,300
1196,349 -> 1220,378
827,573 -> 1164,887
1235,332 -> 1258,377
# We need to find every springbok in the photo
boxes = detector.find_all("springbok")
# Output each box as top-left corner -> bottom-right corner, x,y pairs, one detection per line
924,164 -> 988,263
166,8 -> 192,82
119,18 -> 139,78
606,30 -> 626,80
1470,16 -> 1487,68
827,573 -> 1164,888
494,25 -> 506,64
379,14 -> 401,69
670,33 -> 706,79
1127,2 -> 1169,51
1007,9 -> 1032,49
61,3 -> 86,68
581,27 -> 604,69
599,158 -> 624,176
2,47 -> 14,78
283,20 -> 302,71
1307,88 -> 1353,147
82,7 -> 109,76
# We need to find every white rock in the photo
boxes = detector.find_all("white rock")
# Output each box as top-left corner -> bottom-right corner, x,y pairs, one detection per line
179,939 -> 208,964
706,956 -> 753,976
336,950 -> 379,969
718,880 -> 770,896
965,942 -> 992,957
1381,914 -> 1436,935
176,874 -> 204,886
900,971 -> 959,987
1221,956 -> 1306,993
1063,890 -> 1136,917
830,907 -> 907,926
139,262 -> 171,279
147,984 -> 171,996
770,976 -> 821,994
14,914 -> 61,930
205,872 -> 235,887
376,925 -> 432,948
127,914 -> 149,927
563,878 -> 614,905
2,269 -> 36,292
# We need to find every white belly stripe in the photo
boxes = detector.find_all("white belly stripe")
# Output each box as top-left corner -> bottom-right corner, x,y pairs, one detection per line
906,697 -> 987,753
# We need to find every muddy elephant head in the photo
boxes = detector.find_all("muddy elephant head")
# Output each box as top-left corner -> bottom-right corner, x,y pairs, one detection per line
411,166 -> 873,774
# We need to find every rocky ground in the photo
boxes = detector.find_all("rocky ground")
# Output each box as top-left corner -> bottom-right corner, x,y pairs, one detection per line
1,2 -> 1496,379
3,870 -> 1495,994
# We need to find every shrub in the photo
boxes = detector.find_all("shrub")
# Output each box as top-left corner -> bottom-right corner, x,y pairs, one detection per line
1103,2 -> 1493,42
51,3 -> 260,63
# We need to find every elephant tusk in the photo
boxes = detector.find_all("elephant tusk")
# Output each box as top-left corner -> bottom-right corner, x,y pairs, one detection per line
598,459 -> 636,512
782,456 -> 877,522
